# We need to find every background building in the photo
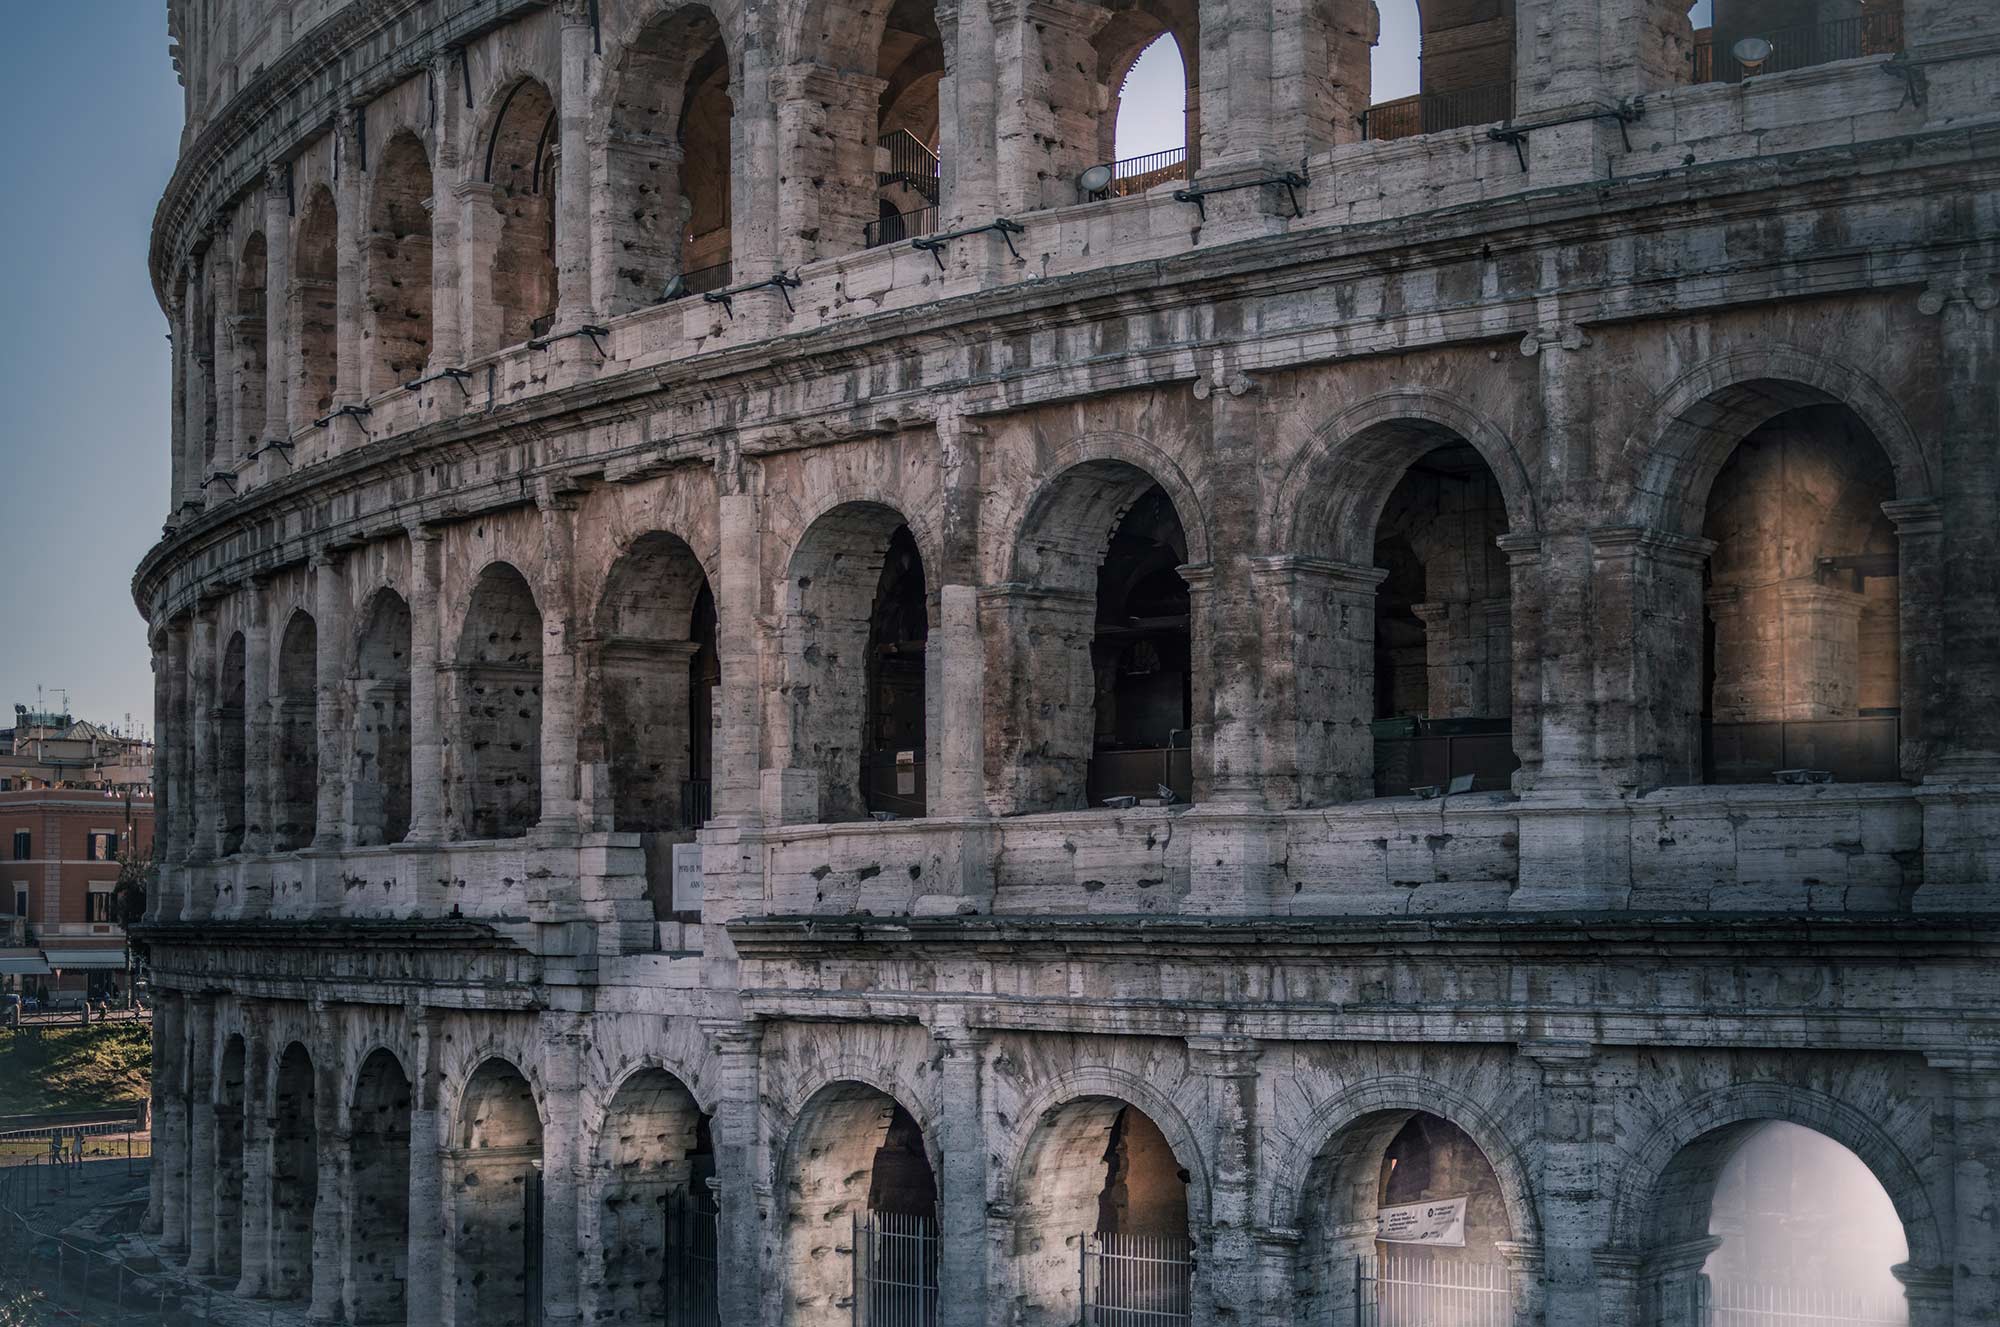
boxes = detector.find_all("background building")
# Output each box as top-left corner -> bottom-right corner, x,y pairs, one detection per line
0,782 -> 154,1003
133,0 -> 1996,1325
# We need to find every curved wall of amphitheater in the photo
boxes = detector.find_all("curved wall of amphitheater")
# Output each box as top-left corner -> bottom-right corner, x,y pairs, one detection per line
138,0 -> 2000,1323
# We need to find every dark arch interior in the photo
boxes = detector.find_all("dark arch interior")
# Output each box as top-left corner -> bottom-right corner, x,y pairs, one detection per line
214,1034 -> 246,1277
353,591 -> 413,845
453,564 -> 543,840
863,524 -> 929,818
271,1042 -> 318,1302
274,611 -> 318,851
1087,483 -> 1193,807
454,1060 -> 544,1327
348,1049 -> 413,1325
366,132 -> 434,390
485,80 -> 558,346
596,1069 -> 716,1325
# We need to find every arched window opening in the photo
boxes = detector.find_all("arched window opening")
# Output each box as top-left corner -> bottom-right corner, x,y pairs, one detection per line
783,1084 -> 937,1327
450,564 -> 543,840
352,591 -> 413,845
292,187 -> 339,430
607,7 -> 733,308
214,1034 -> 246,1279
1646,1122 -> 1911,1326
1361,0 -> 1515,141
484,80 -> 559,349
590,1070 -> 716,1326
1370,441 -> 1518,796
198,275 -> 219,471
274,611 -> 319,851
780,505 -> 928,823
451,1060 -> 544,1327
1088,484 -> 1192,807
364,133 -> 434,395
271,1043 -> 319,1302
863,0 -> 945,248
235,233 -> 267,457
1013,1099 -> 1192,1326
1700,404 -> 1901,784
348,1050 -> 412,1326
1093,30 -> 1192,198
1691,0 -> 1904,86
1296,1110 -> 1516,1326
219,633 -> 247,855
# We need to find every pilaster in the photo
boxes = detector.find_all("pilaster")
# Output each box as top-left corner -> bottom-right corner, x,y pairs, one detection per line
1187,1036 -> 1260,1323
261,164 -> 293,450
931,1017 -> 990,1327
553,0 -> 597,330
310,549 -> 347,852
404,525 -> 447,842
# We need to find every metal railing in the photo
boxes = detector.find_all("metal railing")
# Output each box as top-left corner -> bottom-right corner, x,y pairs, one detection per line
1079,147 -> 1190,201
1707,1277 -> 1907,1326
1355,1254 -> 1511,1327
678,262 -> 733,297
1691,5 -> 1904,84
680,778 -> 713,828
853,1208 -> 938,1327
1702,715 -> 1901,785
1372,725 -> 1519,797
878,129 -> 941,204
1081,1232 -> 1193,1326
1359,83 -> 1515,141
1085,745 -> 1193,808
662,1187 -> 720,1327
864,205 -> 941,249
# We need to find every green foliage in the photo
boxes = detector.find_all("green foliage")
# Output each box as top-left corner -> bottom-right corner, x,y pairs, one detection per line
0,1021 -> 152,1117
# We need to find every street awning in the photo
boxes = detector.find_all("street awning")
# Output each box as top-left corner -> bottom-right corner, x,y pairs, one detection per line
0,953 -> 51,976
39,948 -> 128,971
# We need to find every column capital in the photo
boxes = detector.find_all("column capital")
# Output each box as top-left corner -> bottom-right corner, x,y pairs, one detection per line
1917,274 -> 2000,316
1588,526 -> 1715,568
1247,554 -> 1388,595
1881,497 -> 1943,535
1184,1034 -> 1260,1075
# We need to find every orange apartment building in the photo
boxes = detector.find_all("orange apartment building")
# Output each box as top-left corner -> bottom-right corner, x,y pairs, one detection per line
0,787 -> 155,1002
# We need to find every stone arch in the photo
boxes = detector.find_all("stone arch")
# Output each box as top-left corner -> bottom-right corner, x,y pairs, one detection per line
479,76 -> 559,349
999,1066 -> 1212,1229
350,587 -> 412,845
448,1055 -> 546,1327
273,609 -> 318,850
1275,389 -> 1538,564
1003,433 -> 1211,582
448,561 -> 543,840
1627,345 -> 1933,538
348,1046 -> 413,1325
270,1040 -> 319,1302
1094,4 -> 1201,172
218,631 -> 247,855
292,185 -> 339,428
363,130 -> 434,395
585,1065 -> 716,1327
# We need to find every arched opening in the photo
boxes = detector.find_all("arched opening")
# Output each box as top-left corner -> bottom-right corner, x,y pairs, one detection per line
1690,0 -> 1904,85
352,590 -> 413,846
1370,439 -> 1518,796
450,564 -> 543,840
1700,404 -> 1902,785
1095,28 -> 1194,196
1012,1098 -> 1193,1326
197,274 -> 218,473
484,79 -> 559,348
865,0 -> 945,247
778,504 -> 929,823
782,1083 -> 938,1327
235,232 -> 267,453
1297,1110 -> 1517,1326
214,1034 -> 246,1279
292,186 -> 338,430
1362,0 -> 1516,140
606,6 -> 733,306
589,1069 -> 716,1327
451,1059 -> 544,1327
271,1042 -> 319,1302
274,611 -> 318,851
1644,1121 -> 1911,1326
348,1049 -> 412,1325
365,132 -> 434,395
219,632 -> 247,855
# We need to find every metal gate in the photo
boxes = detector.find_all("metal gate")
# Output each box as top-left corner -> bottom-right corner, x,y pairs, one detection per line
852,1208 -> 939,1327
1353,1254 -> 1510,1327
663,1187 -> 721,1327
1081,1232 -> 1194,1327
523,1166 -> 545,1327
1707,1278 -> 1908,1327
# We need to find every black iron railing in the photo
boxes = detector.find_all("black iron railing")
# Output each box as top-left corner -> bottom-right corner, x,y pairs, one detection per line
864,205 -> 941,248
1079,146 -> 1190,201
878,129 -> 941,204
1691,5 -> 1904,83
1703,715 -> 1901,785
1359,83 -> 1515,141
680,778 -> 712,828
677,262 -> 732,297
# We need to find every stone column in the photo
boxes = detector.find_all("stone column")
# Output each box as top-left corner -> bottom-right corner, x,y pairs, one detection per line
1884,499 -> 1943,780
235,1009 -> 274,1297
148,633 -> 173,921
190,605 -> 220,873
1201,0 -> 1368,171
1588,528 -> 1711,790
930,585 -> 987,818
772,64 -> 887,268
729,21 -> 781,285
538,1016 -> 586,1327
311,551 -> 348,851
455,180 -> 504,361
405,526 -> 447,841
186,998 -> 219,1273
244,578 -> 277,862
553,0 -> 596,331
714,490 -> 764,823
157,993 -> 190,1255
537,489 -> 582,834
707,1022 -> 769,1327
992,0 -> 1106,214
180,260 -> 211,505
333,110 -> 365,412
426,55 -> 465,372
167,619 -> 195,869
168,288 -> 188,513
209,228 -> 239,470
1187,1036 -> 1260,1324
307,1017 -> 346,1325
930,1018 -> 990,1327
1647,1236 -> 1724,1327
1591,1248 -> 1645,1327
1521,1041 -> 1595,1326
935,0 -> 996,225
1249,556 -> 1385,807
404,1011 -> 446,1324
1500,534 -> 1545,789
1932,1058 -> 2000,1326
262,165 -> 293,448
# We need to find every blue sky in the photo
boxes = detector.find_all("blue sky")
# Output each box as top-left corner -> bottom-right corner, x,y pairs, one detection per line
0,11 -> 180,735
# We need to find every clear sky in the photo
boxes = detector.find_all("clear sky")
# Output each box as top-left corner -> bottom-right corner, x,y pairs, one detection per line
0,10 -> 180,736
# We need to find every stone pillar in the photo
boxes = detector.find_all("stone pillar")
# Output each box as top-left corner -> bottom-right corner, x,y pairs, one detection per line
311,551 -> 347,851
1894,1262 -> 1957,1327
1198,0 -> 1372,170
1187,1036 -> 1260,1324
1884,499 -> 1943,780
1591,1248 -> 1645,1327
209,228 -> 239,470
405,526 -> 447,841
554,1 -> 596,331
539,1016 -> 586,1327
705,1021 -> 765,1327
772,64 -> 887,268
187,998 -> 219,1273
180,261 -> 211,505
931,1018 -> 989,1327
1500,534 -> 1546,789
1932,1059 -> 2000,1326
245,579 -> 279,863
158,993 -> 190,1255
537,490 -> 582,834
168,288 -> 188,513
333,110 -> 365,412
455,180 -> 505,361
307,1020 -> 346,1325
1647,1236 -> 1724,1327
1249,557 -> 1385,806
235,1010 -> 274,1297
714,490 -> 763,823
992,0 -> 1105,215
167,619 -> 195,868
729,23 -> 781,285
190,605 -> 219,872
262,165 -> 292,448
935,0 -> 996,224
931,585 -> 987,817
148,633 -> 173,921
404,1012 -> 446,1324
1588,528 -> 1711,791
426,55 -> 465,372
1522,1041 -> 1595,1326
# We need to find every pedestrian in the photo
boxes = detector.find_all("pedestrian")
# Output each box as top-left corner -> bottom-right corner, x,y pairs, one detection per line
71,1127 -> 84,1165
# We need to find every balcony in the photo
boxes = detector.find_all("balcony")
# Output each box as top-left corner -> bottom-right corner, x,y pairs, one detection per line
1691,5 -> 1904,84
1077,147 -> 1190,202
1359,83 -> 1514,142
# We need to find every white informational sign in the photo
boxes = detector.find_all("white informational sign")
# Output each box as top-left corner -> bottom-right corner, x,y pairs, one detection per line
1375,1196 -> 1468,1247
672,842 -> 704,913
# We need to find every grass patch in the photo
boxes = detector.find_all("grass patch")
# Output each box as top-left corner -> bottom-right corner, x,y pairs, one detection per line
0,1023 -> 151,1117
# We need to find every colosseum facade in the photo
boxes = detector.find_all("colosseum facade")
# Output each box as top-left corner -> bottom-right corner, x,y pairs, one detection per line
136,0 -> 2000,1323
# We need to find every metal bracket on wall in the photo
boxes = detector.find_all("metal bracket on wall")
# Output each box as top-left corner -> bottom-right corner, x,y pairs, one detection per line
528,325 -> 611,355
1487,99 -> 1644,172
1173,171 -> 1309,222
403,366 -> 475,399
312,404 -> 374,429
703,273 -> 802,319
912,218 -> 1027,270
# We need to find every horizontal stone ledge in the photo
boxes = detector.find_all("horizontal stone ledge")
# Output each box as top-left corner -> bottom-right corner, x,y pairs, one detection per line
132,916 -> 531,951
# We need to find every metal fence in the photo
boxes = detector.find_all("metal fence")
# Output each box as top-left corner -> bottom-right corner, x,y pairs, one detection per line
1354,1254 -> 1511,1327
663,1187 -> 720,1327
1372,730 -> 1519,797
1079,147 -> 1190,200
853,1208 -> 938,1327
1691,6 -> 1905,83
677,262 -> 733,297
878,129 -> 941,204
1707,1278 -> 1908,1327
1702,715 -> 1901,785
680,777 -> 713,828
1359,84 -> 1515,141
864,205 -> 941,249
1081,1231 -> 1193,1327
